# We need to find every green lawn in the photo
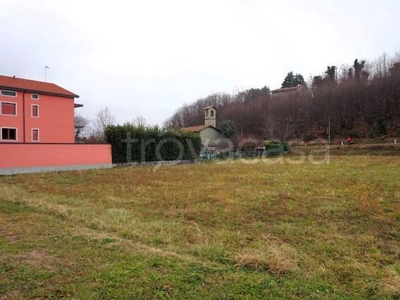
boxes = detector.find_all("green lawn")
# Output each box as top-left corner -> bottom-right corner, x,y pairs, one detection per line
1,155 -> 400,299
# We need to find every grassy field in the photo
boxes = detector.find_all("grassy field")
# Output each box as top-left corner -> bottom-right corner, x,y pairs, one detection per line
1,155 -> 400,299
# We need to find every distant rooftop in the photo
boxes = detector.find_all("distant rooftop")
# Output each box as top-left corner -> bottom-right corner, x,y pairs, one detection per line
271,85 -> 305,98
271,85 -> 304,93
181,125 -> 220,132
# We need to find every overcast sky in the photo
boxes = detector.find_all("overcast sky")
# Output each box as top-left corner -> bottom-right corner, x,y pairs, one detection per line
1,0 -> 399,125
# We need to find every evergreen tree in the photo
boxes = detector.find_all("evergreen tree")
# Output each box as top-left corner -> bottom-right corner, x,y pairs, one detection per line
293,73 -> 306,86
312,76 -> 324,89
220,120 -> 238,138
325,66 -> 336,83
281,72 -> 295,88
354,59 -> 365,81
281,72 -> 306,88
349,59 -> 369,83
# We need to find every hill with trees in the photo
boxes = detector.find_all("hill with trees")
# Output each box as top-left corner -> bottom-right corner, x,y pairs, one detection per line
165,52 -> 400,142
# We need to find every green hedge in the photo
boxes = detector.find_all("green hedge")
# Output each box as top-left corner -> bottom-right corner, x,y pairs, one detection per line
105,125 -> 202,163
263,140 -> 288,156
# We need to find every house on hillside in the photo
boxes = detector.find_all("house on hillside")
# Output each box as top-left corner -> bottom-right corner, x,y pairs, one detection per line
0,75 -> 112,174
389,62 -> 400,75
181,106 -> 222,146
271,85 -> 305,98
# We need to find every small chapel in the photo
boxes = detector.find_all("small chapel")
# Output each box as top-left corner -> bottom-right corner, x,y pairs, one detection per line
181,106 -> 222,146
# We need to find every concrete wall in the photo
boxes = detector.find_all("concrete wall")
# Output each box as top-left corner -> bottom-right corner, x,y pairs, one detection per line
0,143 -> 112,175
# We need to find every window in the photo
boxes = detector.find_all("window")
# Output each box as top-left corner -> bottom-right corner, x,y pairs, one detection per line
32,104 -> 39,117
32,129 -> 39,142
1,102 -> 17,115
1,90 -> 17,97
31,94 -> 39,100
1,128 -> 17,141
211,110 -> 214,117
205,110 -> 208,117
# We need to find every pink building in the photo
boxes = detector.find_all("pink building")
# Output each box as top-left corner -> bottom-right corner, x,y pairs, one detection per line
0,75 -> 112,174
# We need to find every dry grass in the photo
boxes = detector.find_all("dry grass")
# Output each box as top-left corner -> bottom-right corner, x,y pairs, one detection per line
16,250 -> 57,271
0,291 -> 23,300
234,235 -> 298,275
359,265 -> 400,297
352,183 -> 384,216
1,155 -> 400,298
378,266 -> 400,296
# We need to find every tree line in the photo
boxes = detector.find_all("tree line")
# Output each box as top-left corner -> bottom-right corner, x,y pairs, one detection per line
164,52 -> 400,142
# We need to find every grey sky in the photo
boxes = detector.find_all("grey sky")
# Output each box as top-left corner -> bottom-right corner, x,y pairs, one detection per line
1,0 -> 399,125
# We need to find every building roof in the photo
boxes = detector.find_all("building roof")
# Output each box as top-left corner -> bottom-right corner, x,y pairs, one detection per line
181,125 -> 208,132
181,125 -> 221,133
204,105 -> 217,110
0,75 -> 79,98
271,85 -> 303,93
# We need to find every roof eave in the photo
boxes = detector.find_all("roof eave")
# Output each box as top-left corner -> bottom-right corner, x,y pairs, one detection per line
207,126 -> 221,132
0,85 -> 79,98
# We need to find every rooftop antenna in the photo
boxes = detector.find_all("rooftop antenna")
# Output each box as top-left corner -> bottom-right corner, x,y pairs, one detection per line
45,66 -> 50,82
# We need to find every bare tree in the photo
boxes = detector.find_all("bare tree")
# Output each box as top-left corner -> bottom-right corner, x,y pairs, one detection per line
372,53 -> 390,79
132,115 -> 147,127
164,50 -> 400,140
394,51 -> 400,63
92,107 -> 116,140
264,117 -> 278,139
74,114 -> 89,141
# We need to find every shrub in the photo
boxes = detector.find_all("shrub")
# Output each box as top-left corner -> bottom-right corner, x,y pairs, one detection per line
105,125 -> 202,163
263,140 -> 288,156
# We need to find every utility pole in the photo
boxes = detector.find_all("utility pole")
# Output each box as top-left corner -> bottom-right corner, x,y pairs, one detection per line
328,116 -> 331,144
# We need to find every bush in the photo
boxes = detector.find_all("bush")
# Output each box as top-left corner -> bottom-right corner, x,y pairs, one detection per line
105,125 -> 202,163
263,140 -> 288,156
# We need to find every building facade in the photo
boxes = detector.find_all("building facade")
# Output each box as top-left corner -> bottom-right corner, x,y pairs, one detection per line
0,75 -> 112,174
0,75 -> 80,143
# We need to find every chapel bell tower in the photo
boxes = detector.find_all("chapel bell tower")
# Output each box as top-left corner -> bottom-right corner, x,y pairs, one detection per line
204,106 -> 217,127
